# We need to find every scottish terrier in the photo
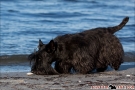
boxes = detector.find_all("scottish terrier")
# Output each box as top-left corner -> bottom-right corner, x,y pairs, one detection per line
29,17 -> 129,75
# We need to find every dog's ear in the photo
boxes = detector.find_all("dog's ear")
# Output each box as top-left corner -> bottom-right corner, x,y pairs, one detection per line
49,40 -> 55,48
38,39 -> 44,49
38,39 -> 44,50
46,40 -> 57,53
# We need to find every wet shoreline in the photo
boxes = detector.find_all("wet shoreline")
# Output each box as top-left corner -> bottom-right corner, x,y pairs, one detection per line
0,52 -> 135,66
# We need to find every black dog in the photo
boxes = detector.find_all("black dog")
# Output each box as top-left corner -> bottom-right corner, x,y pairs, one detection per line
29,17 -> 129,75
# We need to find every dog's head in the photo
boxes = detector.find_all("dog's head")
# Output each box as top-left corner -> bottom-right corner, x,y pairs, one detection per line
28,39 -> 58,75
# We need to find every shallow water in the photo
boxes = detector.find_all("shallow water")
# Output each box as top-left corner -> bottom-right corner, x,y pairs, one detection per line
0,62 -> 135,73
1,0 -> 135,55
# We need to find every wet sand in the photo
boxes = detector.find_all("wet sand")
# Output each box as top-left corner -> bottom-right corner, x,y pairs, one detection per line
0,68 -> 135,90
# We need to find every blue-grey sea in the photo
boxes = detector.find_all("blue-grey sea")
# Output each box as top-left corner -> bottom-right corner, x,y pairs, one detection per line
0,0 -> 135,72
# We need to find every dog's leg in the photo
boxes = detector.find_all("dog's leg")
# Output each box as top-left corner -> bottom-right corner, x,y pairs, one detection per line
110,60 -> 122,70
34,66 -> 59,75
55,60 -> 72,74
46,65 -> 60,75
96,66 -> 108,72
73,57 -> 95,74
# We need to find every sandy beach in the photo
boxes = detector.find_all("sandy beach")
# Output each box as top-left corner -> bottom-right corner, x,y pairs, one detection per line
0,67 -> 135,90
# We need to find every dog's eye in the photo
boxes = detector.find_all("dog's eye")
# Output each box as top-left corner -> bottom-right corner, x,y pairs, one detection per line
46,49 -> 51,53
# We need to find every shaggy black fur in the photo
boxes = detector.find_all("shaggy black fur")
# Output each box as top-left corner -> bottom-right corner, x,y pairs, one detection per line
28,17 -> 129,75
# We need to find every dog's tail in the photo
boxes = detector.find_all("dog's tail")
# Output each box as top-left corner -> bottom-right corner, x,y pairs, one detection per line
108,17 -> 129,34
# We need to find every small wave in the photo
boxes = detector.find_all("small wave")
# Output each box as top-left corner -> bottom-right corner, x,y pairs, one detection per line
36,19 -> 68,25
1,0 -> 16,2
126,24 -> 135,29
127,24 -> 135,27
22,11 -> 88,19
119,37 -> 135,42
83,18 -> 108,22
7,10 -> 19,13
